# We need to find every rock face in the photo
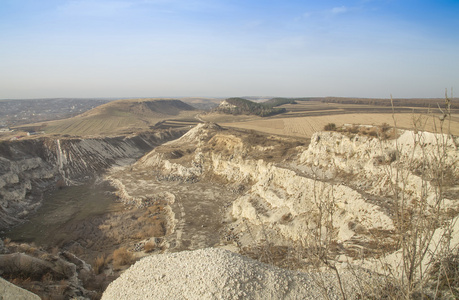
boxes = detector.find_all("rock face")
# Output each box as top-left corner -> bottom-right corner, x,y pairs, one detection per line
102,123 -> 459,298
101,123 -> 459,298
0,242 -> 98,299
107,124 -> 459,259
102,248 -> 359,300
0,277 -> 40,300
0,129 -> 187,229
299,130 -> 459,203
123,124 -> 396,250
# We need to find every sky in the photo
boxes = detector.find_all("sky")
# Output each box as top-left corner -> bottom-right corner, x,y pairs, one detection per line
1,0 -> 458,99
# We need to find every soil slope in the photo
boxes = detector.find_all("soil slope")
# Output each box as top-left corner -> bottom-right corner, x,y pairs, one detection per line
40,99 -> 198,136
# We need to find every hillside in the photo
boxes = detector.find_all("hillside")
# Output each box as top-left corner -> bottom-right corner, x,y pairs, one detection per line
216,98 -> 286,117
104,123 -> 459,299
2,120 -> 459,299
263,98 -> 297,107
81,98 -> 195,118
24,99 -> 198,137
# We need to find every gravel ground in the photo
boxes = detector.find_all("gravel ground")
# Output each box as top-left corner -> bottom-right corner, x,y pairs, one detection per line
102,248 -> 360,300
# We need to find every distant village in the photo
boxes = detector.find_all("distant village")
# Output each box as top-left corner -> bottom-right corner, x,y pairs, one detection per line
0,98 -> 110,127
0,98 -> 111,140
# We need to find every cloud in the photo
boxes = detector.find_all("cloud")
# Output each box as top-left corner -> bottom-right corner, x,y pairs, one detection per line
331,6 -> 348,15
57,1 -> 134,17
299,6 -> 350,21
141,0 -> 229,13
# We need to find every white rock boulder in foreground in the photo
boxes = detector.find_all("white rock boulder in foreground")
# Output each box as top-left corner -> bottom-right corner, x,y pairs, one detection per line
102,248 -> 358,300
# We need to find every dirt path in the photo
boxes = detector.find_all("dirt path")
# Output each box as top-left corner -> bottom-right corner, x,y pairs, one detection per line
107,164 -> 238,253
164,182 -> 236,252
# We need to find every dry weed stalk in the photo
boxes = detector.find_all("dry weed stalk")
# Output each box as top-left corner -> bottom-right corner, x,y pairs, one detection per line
298,172 -> 347,300
93,254 -> 107,274
377,91 -> 458,299
311,91 -> 457,299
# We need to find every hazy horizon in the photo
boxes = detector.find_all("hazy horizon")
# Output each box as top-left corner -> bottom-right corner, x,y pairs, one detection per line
1,0 -> 458,99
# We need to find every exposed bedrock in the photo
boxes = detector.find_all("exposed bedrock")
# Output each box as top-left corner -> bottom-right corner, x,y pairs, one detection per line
107,123 -> 459,258
102,247 -> 366,300
0,129 -> 187,229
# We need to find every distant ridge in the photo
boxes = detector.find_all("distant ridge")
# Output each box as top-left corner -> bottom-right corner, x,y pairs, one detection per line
31,99 -> 198,137
216,97 -> 287,117
82,98 -> 195,118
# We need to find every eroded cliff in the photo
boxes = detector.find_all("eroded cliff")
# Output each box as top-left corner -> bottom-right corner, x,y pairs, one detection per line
105,123 -> 459,264
0,129 -> 187,229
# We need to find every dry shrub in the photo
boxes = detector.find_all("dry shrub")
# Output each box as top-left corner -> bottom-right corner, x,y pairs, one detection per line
380,122 -> 390,132
50,246 -> 60,256
135,219 -> 167,239
348,125 -> 359,134
324,123 -> 337,131
143,241 -> 156,253
25,246 -> 37,255
281,213 -> 293,223
93,254 -> 107,275
113,247 -> 134,269
427,249 -> 459,298
367,128 -> 378,137
41,272 -> 55,283
378,123 -> 397,140
83,273 -> 115,297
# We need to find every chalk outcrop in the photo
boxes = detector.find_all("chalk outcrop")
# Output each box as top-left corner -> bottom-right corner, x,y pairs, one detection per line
0,277 -> 40,300
103,124 -> 459,298
102,248 -> 360,300
110,124 -> 418,254
0,129 -> 186,229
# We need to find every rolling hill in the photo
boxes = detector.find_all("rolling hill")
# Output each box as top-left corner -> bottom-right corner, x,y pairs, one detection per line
30,99 -> 198,137
216,98 -> 287,117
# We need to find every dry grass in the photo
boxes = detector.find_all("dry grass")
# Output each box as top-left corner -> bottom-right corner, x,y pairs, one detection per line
42,110 -> 197,136
143,241 -> 156,253
112,247 -> 135,269
214,113 -> 459,138
17,98 -> 200,137
93,254 -> 107,275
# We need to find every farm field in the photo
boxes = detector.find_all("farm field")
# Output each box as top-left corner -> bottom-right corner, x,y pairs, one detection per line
201,100 -> 459,138
215,113 -> 459,138
6,97 -> 459,139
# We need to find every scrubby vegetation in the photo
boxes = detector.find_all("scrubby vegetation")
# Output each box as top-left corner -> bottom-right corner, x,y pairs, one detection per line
313,93 -> 459,299
323,123 -> 336,131
93,254 -> 108,275
112,247 -> 135,270
0,239 -> 112,299
216,97 -> 287,117
262,98 -> 297,107
321,96 -> 459,108
323,122 -> 396,139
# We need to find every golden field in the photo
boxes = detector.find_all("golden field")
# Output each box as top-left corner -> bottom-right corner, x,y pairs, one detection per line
201,100 -> 459,138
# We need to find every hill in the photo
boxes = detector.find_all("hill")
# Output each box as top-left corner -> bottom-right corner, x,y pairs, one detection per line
263,98 -> 297,107
81,98 -> 195,118
0,98 -> 111,127
216,98 -> 286,117
24,99 -> 198,137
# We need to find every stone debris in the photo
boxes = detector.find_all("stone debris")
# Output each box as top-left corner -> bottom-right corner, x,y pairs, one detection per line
0,277 -> 41,300
102,248 -> 358,300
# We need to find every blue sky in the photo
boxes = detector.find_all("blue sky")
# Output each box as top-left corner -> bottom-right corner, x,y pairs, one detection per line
1,0 -> 458,98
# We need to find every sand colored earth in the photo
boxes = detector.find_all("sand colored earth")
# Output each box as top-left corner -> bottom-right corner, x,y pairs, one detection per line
216,113 -> 459,137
